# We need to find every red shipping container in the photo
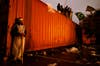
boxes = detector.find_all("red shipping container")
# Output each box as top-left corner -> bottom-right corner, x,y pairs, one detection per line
7,0 -> 76,55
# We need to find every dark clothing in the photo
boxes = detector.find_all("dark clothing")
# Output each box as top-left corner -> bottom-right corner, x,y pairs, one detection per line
75,24 -> 82,47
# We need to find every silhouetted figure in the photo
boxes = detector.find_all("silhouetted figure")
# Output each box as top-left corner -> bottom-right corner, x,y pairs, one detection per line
57,3 -> 61,12
75,24 -> 82,48
64,5 -> 68,13
57,3 -> 73,19
63,5 -> 73,18
60,5 -> 64,13
74,23 -> 83,59
57,3 -> 64,13
10,17 -> 26,63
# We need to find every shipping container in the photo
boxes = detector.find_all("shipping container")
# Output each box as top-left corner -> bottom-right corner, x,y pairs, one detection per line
7,0 -> 76,55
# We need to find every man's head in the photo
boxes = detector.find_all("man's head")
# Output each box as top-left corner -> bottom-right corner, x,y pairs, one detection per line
15,17 -> 23,25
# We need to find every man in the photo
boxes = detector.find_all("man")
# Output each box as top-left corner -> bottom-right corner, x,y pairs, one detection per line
10,17 -> 26,63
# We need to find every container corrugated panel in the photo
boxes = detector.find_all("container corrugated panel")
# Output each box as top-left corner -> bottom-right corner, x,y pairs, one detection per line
27,0 -> 76,51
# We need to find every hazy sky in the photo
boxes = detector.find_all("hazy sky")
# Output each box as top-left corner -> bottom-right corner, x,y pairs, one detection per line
41,0 -> 100,24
